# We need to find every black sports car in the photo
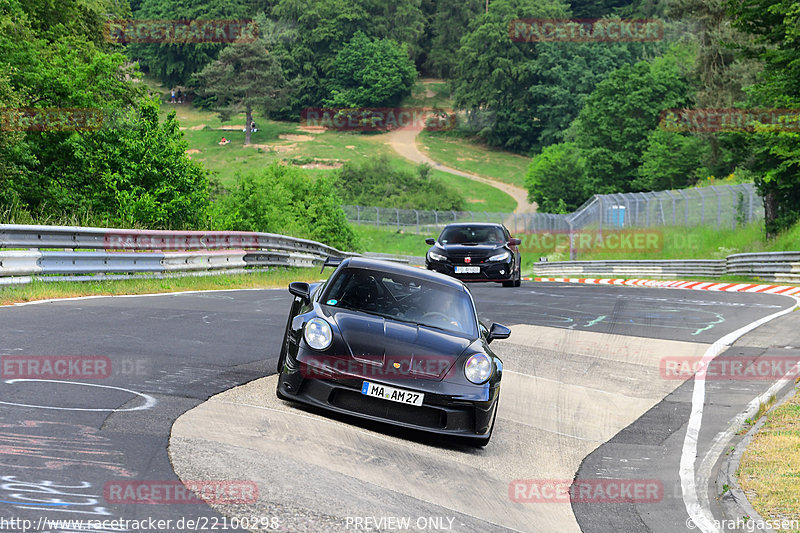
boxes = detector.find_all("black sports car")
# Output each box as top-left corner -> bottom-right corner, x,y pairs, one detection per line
276,257 -> 510,445
425,223 -> 522,286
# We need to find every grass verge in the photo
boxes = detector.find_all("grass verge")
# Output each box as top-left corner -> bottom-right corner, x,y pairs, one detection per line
0,268 -> 322,306
418,131 -> 530,188
524,222 -> 800,262
737,387 -> 800,528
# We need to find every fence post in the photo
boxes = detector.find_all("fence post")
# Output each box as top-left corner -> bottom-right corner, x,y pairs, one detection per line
747,184 -> 754,223
598,195 -> 603,232
709,186 -> 721,228
415,210 -> 420,234
662,190 -> 676,226
678,189 -> 689,225
434,210 -> 439,226
730,187 -> 738,229
356,205 -> 361,225
395,208 -> 400,231
696,187 -> 705,224
451,210 -> 456,223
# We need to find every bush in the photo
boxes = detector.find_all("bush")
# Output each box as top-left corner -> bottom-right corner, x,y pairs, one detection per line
335,155 -> 464,211
212,163 -> 359,251
525,142 -> 587,213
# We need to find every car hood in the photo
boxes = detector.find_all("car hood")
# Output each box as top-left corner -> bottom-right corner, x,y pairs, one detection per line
439,243 -> 503,254
329,309 -> 472,380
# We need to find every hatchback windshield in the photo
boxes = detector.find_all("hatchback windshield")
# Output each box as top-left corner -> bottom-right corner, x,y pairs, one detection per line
439,226 -> 506,245
323,268 -> 477,336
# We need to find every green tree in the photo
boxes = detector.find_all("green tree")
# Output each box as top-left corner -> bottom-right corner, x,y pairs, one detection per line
730,0 -> 800,236
127,0 -> 256,87
635,129 -> 708,190
525,142 -> 587,213
194,40 -> 286,145
326,32 -> 416,108
452,0 -> 653,153
214,163 -> 359,250
567,54 -> 692,194
271,0 -> 426,116
423,0 -> 483,78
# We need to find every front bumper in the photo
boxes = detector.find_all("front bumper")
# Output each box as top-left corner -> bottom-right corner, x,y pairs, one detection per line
277,357 -> 499,438
426,260 -> 515,282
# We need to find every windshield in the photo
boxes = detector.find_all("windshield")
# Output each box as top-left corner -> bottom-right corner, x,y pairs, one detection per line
439,226 -> 506,245
322,268 -> 477,337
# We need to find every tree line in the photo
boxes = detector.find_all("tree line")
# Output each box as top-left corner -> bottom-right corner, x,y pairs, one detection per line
2,0 -> 798,244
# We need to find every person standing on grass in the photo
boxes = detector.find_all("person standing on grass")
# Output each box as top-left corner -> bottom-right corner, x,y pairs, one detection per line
177,89 -> 182,104
170,89 -> 175,103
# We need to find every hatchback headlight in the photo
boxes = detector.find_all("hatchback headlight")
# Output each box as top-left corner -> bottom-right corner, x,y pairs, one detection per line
465,354 -> 492,384
304,318 -> 332,351
428,250 -> 447,262
488,251 -> 510,262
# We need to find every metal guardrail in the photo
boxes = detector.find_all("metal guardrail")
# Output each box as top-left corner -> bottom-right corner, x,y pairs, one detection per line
0,224 -> 359,284
533,260 -> 727,279
726,252 -> 800,282
533,253 -> 800,282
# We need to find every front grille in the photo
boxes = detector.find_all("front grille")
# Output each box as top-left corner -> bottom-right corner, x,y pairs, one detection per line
446,251 -> 491,263
330,389 -> 445,428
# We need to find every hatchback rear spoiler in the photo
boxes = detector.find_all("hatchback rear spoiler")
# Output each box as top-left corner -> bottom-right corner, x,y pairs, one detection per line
320,256 -> 344,273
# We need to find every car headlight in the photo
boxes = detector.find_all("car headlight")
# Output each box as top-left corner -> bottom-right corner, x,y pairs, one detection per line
304,318 -> 332,351
428,250 -> 447,262
464,354 -> 493,384
488,251 -> 510,262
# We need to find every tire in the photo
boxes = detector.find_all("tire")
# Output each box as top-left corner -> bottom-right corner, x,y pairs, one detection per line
502,280 -> 514,287
514,269 -> 522,287
275,376 -> 290,401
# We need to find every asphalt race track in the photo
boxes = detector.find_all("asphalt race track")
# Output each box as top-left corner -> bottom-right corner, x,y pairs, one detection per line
0,283 -> 797,533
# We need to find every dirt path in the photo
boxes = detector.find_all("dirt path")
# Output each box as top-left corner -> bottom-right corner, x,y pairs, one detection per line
386,128 -> 537,214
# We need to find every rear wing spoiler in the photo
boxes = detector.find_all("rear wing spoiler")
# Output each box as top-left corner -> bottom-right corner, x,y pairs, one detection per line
320,256 -> 344,273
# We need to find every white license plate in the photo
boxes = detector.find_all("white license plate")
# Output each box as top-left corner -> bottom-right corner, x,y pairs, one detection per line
361,381 -> 424,406
455,266 -> 480,274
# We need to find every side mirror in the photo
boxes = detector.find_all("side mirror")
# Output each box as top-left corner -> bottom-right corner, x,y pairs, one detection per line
288,281 -> 311,302
509,238 -> 522,246
425,238 -> 436,245
487,323 -> 511,344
